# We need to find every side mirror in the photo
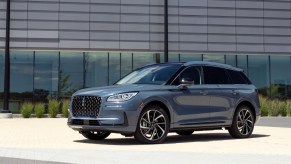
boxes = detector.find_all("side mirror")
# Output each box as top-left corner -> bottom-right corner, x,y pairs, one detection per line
178,78 -> 194,90
180,78 -> 194,85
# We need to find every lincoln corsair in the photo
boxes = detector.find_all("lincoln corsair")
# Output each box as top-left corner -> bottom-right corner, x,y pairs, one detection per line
68,61 -> 260,144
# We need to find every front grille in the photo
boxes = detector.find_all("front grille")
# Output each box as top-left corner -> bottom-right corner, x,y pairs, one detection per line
72,96 -> 101,117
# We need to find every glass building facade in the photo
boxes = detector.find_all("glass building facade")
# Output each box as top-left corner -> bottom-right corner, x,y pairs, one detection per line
1,50 -> 291,112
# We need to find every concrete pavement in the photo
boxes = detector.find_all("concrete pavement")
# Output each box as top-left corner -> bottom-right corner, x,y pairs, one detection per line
0,118 -> 290,164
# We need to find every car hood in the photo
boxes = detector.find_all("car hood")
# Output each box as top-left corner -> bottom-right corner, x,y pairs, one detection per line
72,84 -> 163,97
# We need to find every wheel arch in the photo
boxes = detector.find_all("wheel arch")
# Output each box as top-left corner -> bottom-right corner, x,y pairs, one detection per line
142,100 -> 172,123
236,100 -> 256,120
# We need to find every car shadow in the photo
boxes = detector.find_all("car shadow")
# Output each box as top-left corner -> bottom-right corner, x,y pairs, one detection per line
73,133 -> 270,145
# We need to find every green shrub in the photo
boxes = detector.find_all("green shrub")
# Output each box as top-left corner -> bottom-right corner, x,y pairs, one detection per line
62,99 -> 70,118
48,99 -> 59,118
269,100 -> 279,116
34,103 -> 45,118
259,96 -> 269,116
278,101 -> 287,116
21,102 -> 33,118
269,100 -> 287,116
286,101 -> 291,117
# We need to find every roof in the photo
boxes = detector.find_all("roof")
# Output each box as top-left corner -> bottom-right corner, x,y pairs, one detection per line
183,61 -> 243,71
144,61 -> 243,72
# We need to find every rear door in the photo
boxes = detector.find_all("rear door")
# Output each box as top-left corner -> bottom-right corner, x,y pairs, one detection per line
203,66 -> 234,125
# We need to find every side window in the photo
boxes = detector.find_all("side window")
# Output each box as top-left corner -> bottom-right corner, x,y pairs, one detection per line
203,66 -> 230,84
172,66 -> 202,85
227,70 -> 250,84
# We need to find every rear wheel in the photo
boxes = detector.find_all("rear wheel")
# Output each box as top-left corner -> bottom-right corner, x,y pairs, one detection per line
134,105 -> 169,144
228,105 -> 255,138
176,130 -> 194,136
81,131 -> 111,140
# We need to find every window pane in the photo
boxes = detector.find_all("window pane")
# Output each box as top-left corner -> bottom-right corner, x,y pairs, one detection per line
156,53 -> 164,63
109,52 -> 121,85
10,51 -> 34,103
227,70 -> 249,84
225,55 -> 236,67
248,55 -> 270,95
237,55 -> 248,75
121,52 -> 132,78
85,52 -> 108,87
180,54 -> 202,62
0,51 -> 4,102
173,66 -> 202,85
203,54 -> 225,64
60,52 -> 84,97
203,66 -> 229,84
270,56 -> 291,98
133,52 -> 154,70
168,54 -> 179,62
34,51 -> 59,100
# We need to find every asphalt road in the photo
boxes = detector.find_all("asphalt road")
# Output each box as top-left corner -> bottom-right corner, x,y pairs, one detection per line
0,117 -> 290,164
256,117 -> 291,128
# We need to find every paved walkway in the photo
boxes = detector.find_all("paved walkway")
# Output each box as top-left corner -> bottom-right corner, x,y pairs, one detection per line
0,118 -> 290,164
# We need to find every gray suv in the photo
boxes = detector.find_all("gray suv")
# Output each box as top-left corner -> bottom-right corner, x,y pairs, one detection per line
68,61 -> 260,144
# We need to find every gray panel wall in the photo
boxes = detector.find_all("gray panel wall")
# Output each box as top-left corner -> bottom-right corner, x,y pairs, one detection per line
0,0 -> 291,54
0,0 -> 6,47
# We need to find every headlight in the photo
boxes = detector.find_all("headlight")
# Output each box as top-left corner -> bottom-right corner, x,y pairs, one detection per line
107,92 -> 138,102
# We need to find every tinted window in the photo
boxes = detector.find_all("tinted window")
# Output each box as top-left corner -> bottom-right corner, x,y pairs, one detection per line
116,64 -> 181,85
227,70 -> 250,84
172,66 -> 202,85
203,66 -> 229,84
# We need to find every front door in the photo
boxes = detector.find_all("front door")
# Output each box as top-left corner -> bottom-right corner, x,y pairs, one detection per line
166,66 -> 211,128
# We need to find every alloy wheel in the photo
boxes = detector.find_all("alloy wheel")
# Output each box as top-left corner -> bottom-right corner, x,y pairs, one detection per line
236,108 -> 254,136
139,110 -> 166,141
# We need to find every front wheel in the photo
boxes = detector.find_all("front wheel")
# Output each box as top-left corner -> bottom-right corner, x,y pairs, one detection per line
134,105 -> 170,144
228,105 -> 255,138
81,131 -> 111,140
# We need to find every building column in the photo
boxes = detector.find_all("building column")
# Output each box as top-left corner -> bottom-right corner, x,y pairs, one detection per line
164,0 -> 168,62
0,0 -> 12,118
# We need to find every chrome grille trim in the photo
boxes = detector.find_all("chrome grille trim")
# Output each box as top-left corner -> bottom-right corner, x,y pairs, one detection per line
72,96 -> 101,117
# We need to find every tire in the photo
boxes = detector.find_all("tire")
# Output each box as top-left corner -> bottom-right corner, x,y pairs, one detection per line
176,130 -> 194,136
228,105 -> 255,138
134,105 -> 170,144
81,131 -> 111,140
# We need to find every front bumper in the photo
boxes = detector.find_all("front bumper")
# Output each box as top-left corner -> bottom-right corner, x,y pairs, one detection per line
68,97 -> 143,133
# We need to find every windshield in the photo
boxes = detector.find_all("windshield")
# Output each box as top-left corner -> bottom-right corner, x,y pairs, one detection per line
116,64 -> 182,85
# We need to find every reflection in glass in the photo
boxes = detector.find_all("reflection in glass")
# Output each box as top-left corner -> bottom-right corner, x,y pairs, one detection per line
0,51 -> 4,99
225,55 -> 237,67
133,53 -> 154,70
85,52 -> 109,87
116,64 -> 181,85
109,52 -> 121,85
270,56 -> 291,98
168,54 -> 179,62
237,55 -> 248,75
121,52 -> 132,78
10,51 -> 34,102
157,53 -> 164,63
248,55 -> 270,95
60,52 -> 84,97
180,54 -> 202,62
203,54 -> 225,63
34,51 -> 59,100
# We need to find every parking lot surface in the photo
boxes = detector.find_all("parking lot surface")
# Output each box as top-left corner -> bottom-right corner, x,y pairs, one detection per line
0,117 -> 290,164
